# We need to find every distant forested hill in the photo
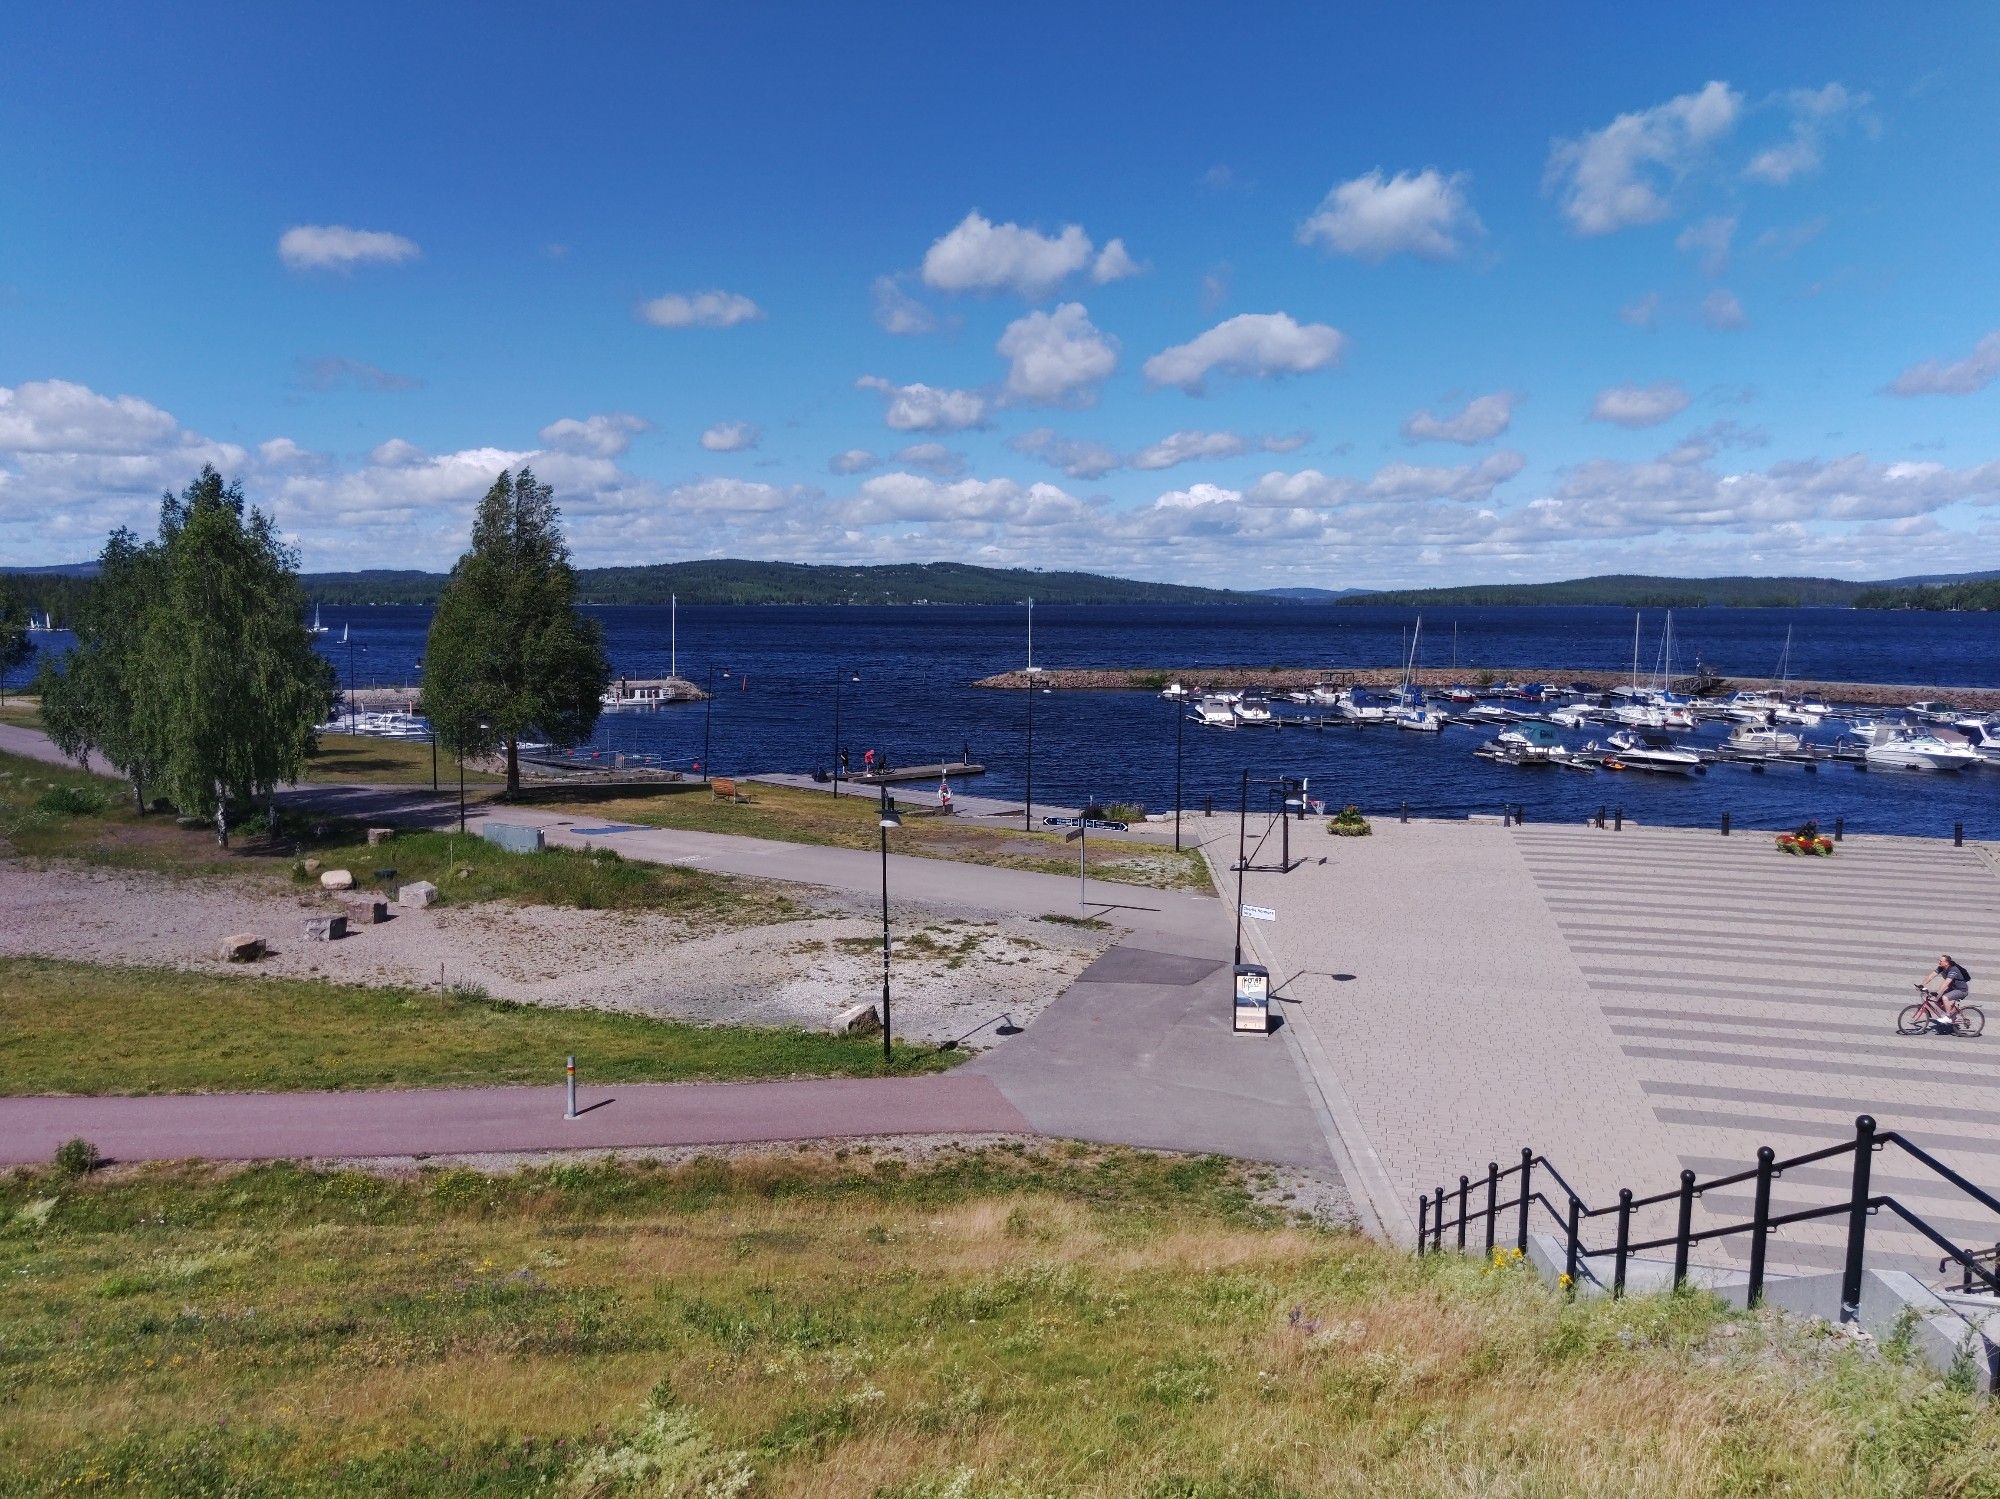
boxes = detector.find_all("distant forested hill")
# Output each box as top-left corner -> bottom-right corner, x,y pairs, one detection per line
1854,579 -> 2000,610
294,560 -> 1249,606
1343,573 -> 1892,609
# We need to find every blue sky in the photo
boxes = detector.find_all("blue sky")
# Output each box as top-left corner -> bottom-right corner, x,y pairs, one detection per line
3,3 -> 1998,586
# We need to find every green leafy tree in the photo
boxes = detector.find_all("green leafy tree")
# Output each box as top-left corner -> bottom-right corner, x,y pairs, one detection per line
424,468 -> 609,793
37,529 -> 167,809
140,468 -> 335,843
0,585 -> 30,688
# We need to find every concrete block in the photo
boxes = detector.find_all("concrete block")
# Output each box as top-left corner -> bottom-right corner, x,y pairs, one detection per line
219,933 -> 265,962
833,1002 -> 881,1036
399,880 -> 440,909
304,914 -> 348,942
479,822 -> 546,854
319,869 -> 355,891
342,895 -> 391,925
366,827 -> 395,846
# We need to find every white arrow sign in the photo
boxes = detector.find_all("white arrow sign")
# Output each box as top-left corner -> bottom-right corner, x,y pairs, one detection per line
1241,904 -> 1277,923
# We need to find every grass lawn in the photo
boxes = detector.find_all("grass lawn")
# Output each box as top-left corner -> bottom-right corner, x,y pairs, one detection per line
0,956 -> 946,1093
299,731 -> 504,787
0,695 -> 42,729
1,748 -> 790,923
2,1147 -> 1994,1497
558,781 -> 1212,891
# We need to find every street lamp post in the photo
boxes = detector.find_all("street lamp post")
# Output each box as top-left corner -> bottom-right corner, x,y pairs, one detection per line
1022,679 -> 1035,831
1233,767 -> 1249,965
878,783 -> 901,1063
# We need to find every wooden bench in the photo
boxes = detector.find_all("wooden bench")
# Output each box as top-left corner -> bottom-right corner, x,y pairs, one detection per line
710,776 -> 750,804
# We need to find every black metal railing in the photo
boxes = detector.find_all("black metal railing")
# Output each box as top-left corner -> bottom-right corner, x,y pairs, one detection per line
1417,1115 -> 2000,1318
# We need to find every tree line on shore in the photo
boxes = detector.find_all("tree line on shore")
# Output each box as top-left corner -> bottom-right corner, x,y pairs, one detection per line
24,466 -> 608,840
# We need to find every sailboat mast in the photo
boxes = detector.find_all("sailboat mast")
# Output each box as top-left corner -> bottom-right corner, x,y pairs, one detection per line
1026,597 -> 1034,672
671,593 -> 677,681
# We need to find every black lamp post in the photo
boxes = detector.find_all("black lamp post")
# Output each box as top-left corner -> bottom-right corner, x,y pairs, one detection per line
878,782 -> 901,1063
1233,767 -> 1249,965
832,670 -> 859,796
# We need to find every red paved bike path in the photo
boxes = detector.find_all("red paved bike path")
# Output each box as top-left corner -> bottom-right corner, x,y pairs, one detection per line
0,1074 -> 1029,1165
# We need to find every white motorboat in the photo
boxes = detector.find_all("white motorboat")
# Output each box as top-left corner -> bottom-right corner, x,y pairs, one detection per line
1332,688 -> 1390,722
1860,724 -> 1979,771
1723,690 -> 1784,722
1726,723 -> 1803,755
1307,684 -> 1344,707
1772,703 -> 1824,726
1907,700 -> 1959,725
1234,694 -> 1274,724
1548,705 -> 1596,729
1158,681 -> 1189,700
1465,702 -> 1518,723
1192,695 -> 1239,728
1395,706 -> 1446,732
1601,730 -> 1703,775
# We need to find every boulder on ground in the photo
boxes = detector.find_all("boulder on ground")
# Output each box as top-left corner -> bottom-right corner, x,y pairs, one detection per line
342,895 -> 390,925
301,857 -> 322,874
303,914 -> 348,942
399,880 -> 440,909
366,827 -> 395,846
219,933 -> 265,963
832,1002 -> 882,1036
319,869 -> 355,891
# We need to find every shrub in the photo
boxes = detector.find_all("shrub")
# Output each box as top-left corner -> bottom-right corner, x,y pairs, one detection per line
54,1137 -> 101,1176
35,784 -> 103,816
1328,804 -> 1372,837
1086,801 -> 1145,823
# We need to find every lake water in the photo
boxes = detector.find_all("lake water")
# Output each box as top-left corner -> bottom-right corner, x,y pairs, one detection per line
11,602 -> 1999,837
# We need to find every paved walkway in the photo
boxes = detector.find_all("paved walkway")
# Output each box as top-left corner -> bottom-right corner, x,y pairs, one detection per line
1235,815 -> 2000,1280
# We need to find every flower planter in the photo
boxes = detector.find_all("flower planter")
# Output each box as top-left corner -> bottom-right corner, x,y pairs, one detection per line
1776,834 -> 1834,856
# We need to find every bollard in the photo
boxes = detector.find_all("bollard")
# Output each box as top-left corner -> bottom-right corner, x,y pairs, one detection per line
564,1054 -> 578,1121
1834,816 -> 1844,842
1514,803 -> 1526,826
1614,806 -> 1623,832
1721,811 -> 1731,837
1204,795 -> 1213,817
1500,804 -> 1510,827
1400,800 -> 1408,824
1955,821 -> 1965,848
1596,804 -> 1606,829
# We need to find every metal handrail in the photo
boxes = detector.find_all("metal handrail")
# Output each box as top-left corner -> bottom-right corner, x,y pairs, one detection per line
1418,1115 -> 2000,1315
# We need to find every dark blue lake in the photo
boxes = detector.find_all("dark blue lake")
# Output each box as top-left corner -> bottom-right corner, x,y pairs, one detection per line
12,602 -> 2000,837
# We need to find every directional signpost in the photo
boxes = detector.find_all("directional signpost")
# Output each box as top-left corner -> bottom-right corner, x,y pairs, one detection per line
1241,904 -> 1277,923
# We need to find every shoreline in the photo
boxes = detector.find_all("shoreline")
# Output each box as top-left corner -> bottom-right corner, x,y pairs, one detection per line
973,666 -> 2000,711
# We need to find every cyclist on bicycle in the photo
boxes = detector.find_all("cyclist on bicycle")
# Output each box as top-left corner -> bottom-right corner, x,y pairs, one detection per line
1921,954 -> 1971,1025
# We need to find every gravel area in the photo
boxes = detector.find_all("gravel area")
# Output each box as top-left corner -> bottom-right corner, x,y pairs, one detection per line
0,862 -> 1109,1043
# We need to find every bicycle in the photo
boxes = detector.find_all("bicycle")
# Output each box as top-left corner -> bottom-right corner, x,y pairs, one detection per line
1898,983 -> 1986,1038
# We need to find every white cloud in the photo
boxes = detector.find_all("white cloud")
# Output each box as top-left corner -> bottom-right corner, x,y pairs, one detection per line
636,290 -> 763,329
871,275 -> 937,335
1745,83 -> 1868,185
540,412 -> 650,458
996,302 -> 1118,406
1142,313 -> 1347,394
893,442 -> 967,478
1297,168 -> 1481,261
1090,239 -> 1144,284
828,448 -> 880,475
1751,218 -> 1827,258
1588,382 -> 1694,427
919,211 -> 1118,298
1402,392 -> 1519,445
847,472 -> 1090,528
1544,82 -> 1742,234
1886,331 -> 2000,397
1621,292 -> 1661,330
1008,428 -> 1122,481
0,379 -> 180,453
369,438 -> 426,467
661,477 -> 800,514
278,224 -> 420,271
299,356 -> 420,392
1675,215 -> 1736,276
855,375 -> 989,432
1128,429 -> 1310,471
1701,289 -> 1747,331
1246,451 -> 1527,508
1588,384 -> 1698,431
699,420 -> 761,453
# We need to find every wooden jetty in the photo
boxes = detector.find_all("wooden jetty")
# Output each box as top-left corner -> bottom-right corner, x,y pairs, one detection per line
847,761 -> 986,784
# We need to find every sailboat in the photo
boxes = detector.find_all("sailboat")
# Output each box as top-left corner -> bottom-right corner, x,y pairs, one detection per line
1394,617 -> 1445,731
1768,627 -> 1830,723
27,611 -> 56,633
308,604 -> 330,636
340,622 -> 350,645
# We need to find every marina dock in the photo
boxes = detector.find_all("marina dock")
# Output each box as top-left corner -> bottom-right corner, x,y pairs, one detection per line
846,761 -> 986,784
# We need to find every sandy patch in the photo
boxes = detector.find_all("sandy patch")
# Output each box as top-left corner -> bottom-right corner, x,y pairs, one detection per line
0,862 -> 1108,1043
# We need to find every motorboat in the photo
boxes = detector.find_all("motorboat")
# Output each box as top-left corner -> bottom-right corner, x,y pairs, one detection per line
1548,704 -> 1596,729
1722,690 -> 1784,722
1726,723 -> 1803,755
1332,688 -> 1390,723
1395,706 -> 1446,732
1859,724 -> 1979,772
1907,700 -> 1959,725
1445,686 -> 1478,703
1772,702 -> 1825,726
1493,723 -> 1570,763
1192,695 -> 1239,728
1465,701 -> 1519,723
1600,730 -> 1704,775
1158,681 -> 1189,700
1233,694 -> 1274,725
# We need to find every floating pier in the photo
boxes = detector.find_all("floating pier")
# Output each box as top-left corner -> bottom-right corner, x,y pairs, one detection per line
847,761 -> 986,784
